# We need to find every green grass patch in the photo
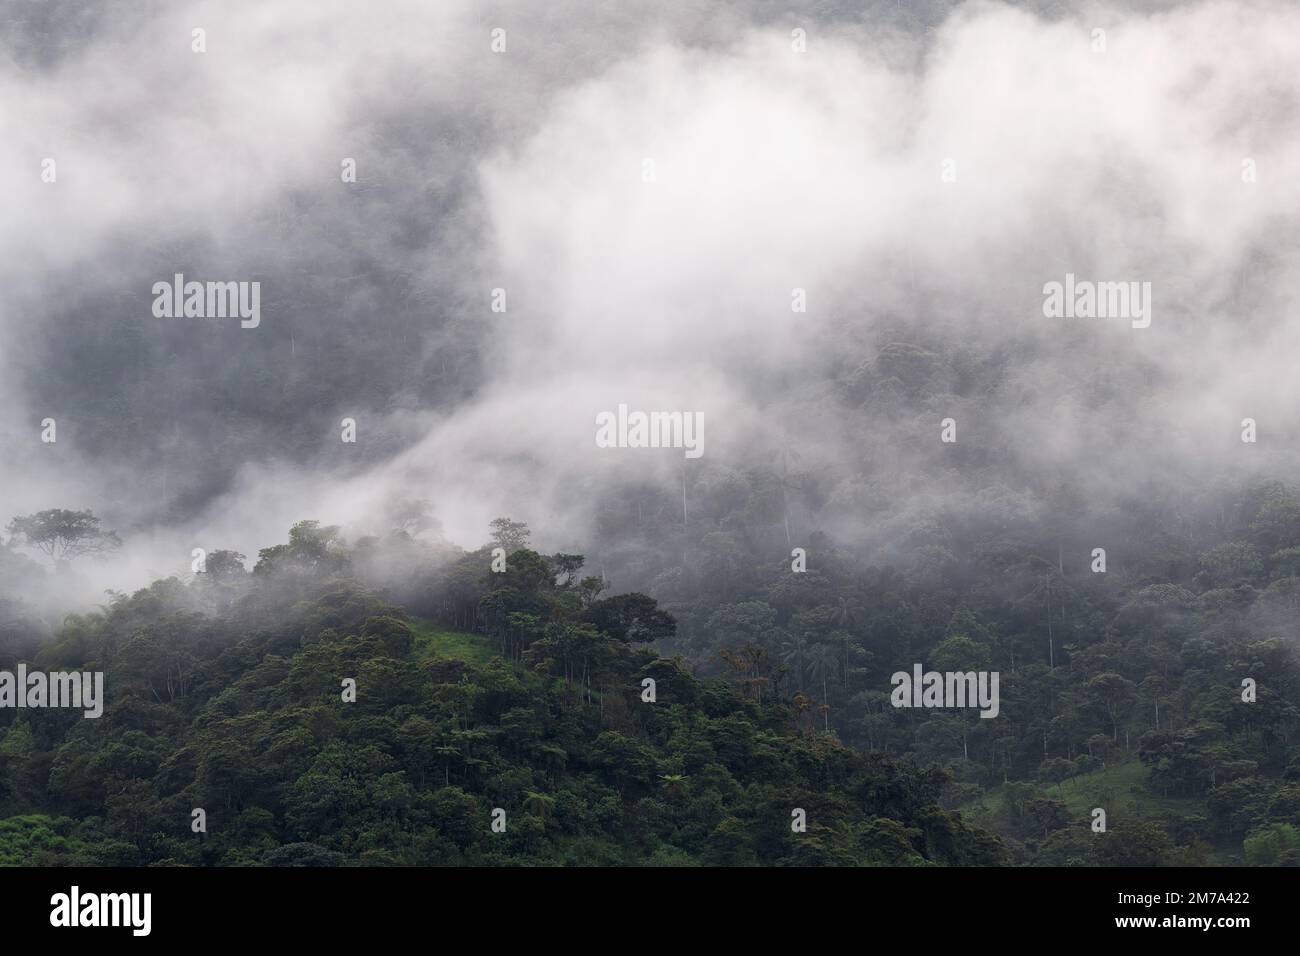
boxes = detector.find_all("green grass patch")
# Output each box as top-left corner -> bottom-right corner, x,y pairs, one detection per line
408,617 -> 496,665
1037,759 -> 1205,820
961,758 -> 1214,847
966,759 -> 1205,821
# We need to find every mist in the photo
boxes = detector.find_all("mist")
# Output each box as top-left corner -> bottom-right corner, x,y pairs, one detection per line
2,0 -> 1298,610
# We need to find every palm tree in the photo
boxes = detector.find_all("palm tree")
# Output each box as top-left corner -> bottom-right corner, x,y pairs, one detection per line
808,643 -> 838,731
776,447 -> 803,548
523,791 -> 556,821
830,630 -> 853,690
659,774 -> 687,797
1009,557 -> 1070,669
780,636 -> 810,693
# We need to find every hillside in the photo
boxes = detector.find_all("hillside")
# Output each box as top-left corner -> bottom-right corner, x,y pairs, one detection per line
0,529 -> 1003,866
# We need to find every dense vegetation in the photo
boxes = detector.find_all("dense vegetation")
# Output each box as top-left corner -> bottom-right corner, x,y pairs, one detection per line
3,473 -> 1300,866
0,519 -> 1003,866
571,467 -> 1300,866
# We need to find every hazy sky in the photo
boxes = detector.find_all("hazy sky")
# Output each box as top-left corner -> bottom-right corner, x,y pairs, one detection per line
1,0 -> 1297,596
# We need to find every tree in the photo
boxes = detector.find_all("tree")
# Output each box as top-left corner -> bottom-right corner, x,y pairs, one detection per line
386,498 -> 443,539
1025,794 -> 1071,838
1198,542 -> 1264,587
550,553 -> 585,587
931,633 -> 992,672
489,518 -> 530,553
780,636 -> 810,693
1084,672 -> 1138,743
204,550 -> 248,579
583,593 -> 676,643
254,521 -> 347,576
1243,823 -> 1300,865
6,509 -> 121,566
1093,820 -> 1172,866
807,642 -> 837,731
522,790 -> 556,821
708,601 -> 782,650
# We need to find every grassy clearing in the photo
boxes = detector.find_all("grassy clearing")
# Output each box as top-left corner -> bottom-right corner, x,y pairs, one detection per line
1036,760 -> 1206,820
965,759 -> 1205,821
959,758 -> 1226,861
408,616 -> 495,665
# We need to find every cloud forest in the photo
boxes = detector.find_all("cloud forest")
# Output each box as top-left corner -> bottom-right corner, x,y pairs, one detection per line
1,0 -> 1298,911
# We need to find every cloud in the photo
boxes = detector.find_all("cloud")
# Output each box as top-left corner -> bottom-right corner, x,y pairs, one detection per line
2,0 -> 1299,599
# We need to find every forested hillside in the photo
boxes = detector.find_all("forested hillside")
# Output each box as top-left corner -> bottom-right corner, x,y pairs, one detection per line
571,467 -> 1300,866
0,520 -> 1003,866
2,473 -> 1298,865
5,0 -> 1300,879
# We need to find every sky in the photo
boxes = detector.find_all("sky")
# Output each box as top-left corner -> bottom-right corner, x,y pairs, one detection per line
1,0 -> 1298,601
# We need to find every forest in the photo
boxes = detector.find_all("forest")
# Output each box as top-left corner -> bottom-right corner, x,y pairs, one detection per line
1,459 -> 1298,866
0,514 -> 1005,866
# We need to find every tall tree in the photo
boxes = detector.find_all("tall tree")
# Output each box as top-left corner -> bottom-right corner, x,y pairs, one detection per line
6,509 -> 121,566
489,517 -> 531,553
